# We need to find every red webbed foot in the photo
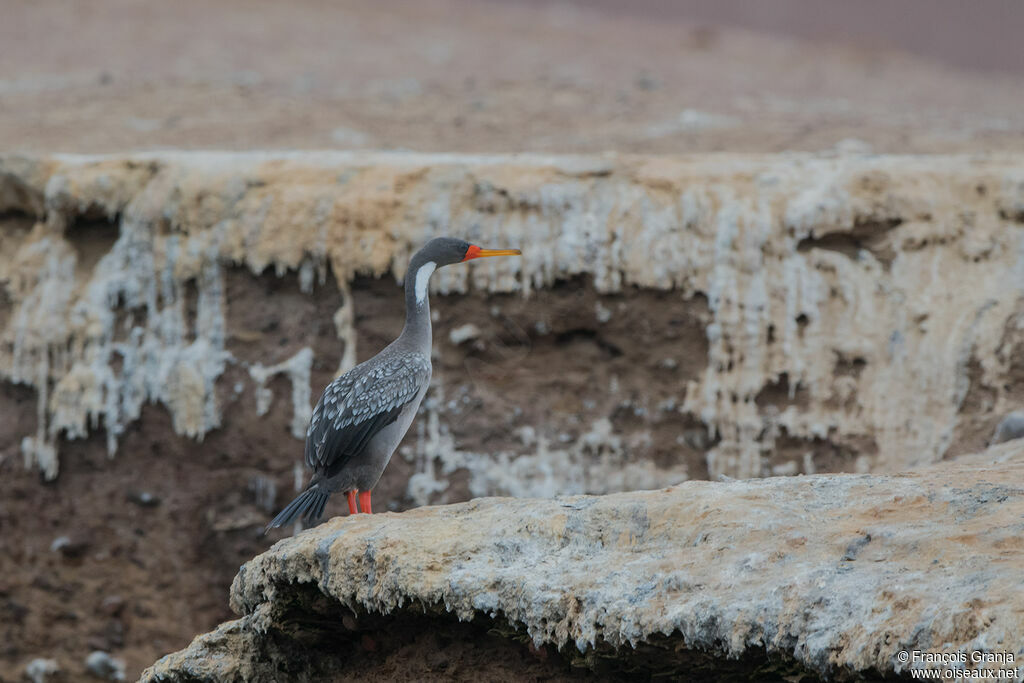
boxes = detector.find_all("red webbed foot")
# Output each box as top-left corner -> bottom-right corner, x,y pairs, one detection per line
358,490 -> 372,514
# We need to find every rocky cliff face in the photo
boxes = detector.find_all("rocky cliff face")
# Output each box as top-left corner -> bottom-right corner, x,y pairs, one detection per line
3,151 -> 1024,678
141,444 -> 1024,681
2,152 -> 1024,489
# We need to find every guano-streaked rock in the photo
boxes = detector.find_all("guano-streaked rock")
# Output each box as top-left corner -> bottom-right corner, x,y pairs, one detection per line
141,444 -> 1024,682
2,152 -> 1024,492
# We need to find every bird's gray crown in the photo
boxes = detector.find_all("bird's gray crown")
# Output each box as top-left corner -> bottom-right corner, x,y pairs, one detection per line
413,237 -> 473,268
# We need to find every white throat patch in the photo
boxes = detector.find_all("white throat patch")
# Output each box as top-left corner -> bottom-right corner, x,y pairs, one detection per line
414,262 -> 436,304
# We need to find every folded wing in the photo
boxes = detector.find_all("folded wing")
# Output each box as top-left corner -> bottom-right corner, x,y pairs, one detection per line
304,352 -> 431,477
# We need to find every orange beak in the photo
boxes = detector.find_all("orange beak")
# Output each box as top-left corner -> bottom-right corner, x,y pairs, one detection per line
462,245 -> 522,261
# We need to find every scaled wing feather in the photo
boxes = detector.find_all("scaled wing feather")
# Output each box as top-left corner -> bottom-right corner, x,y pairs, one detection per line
304,352 -> 430,474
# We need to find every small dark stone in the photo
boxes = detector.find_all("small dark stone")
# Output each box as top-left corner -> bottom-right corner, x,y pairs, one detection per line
101,619 -> 125,648
126,491 -> 160,507
50,535 -> 91,559
3,598 -> 29,624
991,412 -> 1024,445
842,534 -> 872,561
100,595 -> 125,617
84,650 -> 125,681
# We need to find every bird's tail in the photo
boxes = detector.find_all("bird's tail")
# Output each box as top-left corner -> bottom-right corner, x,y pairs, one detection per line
265,485 -> 330,533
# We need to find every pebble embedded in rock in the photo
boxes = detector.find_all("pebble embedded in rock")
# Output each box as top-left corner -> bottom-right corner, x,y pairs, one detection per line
448,323 -> 481,345
24,658 -> 59,683
50,535 -> 90,559
84,651 -> 125,681
100,595 -> 125,617
991,411 -> 1024,445
126,491 -> 160,507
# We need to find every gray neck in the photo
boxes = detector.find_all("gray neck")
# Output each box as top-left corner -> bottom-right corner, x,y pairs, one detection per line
399,253 -> 435,350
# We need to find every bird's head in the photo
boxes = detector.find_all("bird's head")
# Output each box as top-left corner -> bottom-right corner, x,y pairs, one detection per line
406,237 -> 521,308
420,236 -> 521,267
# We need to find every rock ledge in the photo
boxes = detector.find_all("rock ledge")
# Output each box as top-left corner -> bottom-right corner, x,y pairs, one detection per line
142,445 -> 1024,681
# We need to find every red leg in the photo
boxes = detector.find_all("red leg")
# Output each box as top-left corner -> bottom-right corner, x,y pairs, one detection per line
358,490 -> 372,514
347,490 -> 358,515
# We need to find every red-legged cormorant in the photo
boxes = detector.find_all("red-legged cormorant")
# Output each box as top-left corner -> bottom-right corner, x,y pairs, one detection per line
267,237 -> 521,530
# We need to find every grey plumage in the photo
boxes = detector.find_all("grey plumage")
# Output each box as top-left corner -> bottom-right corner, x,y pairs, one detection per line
304,352 -> 431,481
267,237 -> 520,531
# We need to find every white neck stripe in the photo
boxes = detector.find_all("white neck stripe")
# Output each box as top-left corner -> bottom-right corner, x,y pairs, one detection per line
415,262 -> 436,304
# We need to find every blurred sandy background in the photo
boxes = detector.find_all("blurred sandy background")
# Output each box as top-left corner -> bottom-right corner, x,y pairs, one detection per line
2,0 -> 1023,154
